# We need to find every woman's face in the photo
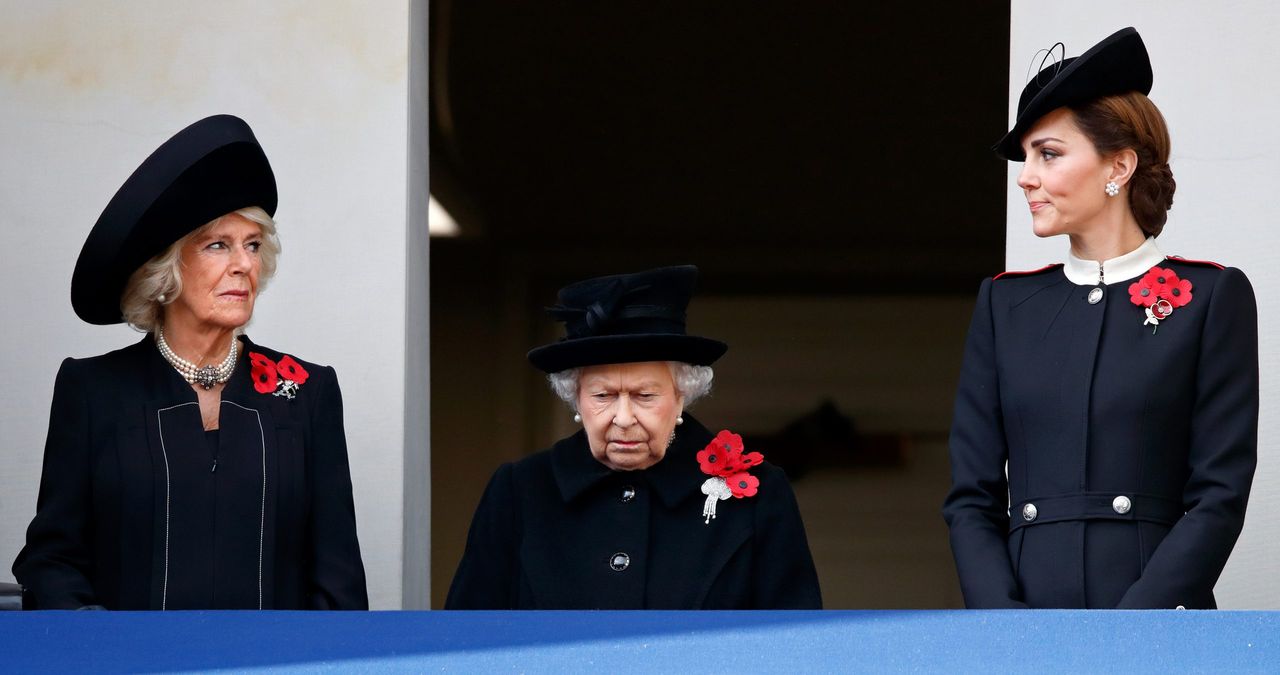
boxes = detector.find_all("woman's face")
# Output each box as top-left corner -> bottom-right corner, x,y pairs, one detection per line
577,361 -> 685,472
1017,107 -> 1116,238
169,213 -> 264,333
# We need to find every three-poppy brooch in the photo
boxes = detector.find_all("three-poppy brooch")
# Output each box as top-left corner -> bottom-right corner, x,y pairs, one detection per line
696,430 -> 763,525
1128,266 -> 1193,334
249,352 -> 309,399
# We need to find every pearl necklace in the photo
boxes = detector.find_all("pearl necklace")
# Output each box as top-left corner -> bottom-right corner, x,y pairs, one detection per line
155,327 -> 239,390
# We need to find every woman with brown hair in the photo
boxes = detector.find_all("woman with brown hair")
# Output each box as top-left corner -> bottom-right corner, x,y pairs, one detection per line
13,115 -> 368,610
943,28 -> 1258,609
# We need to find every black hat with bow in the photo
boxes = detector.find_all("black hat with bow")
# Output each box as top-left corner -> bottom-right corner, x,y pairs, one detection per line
995,27 -> 1153,161
71,114 -> 277,325
527,265 -> 728,373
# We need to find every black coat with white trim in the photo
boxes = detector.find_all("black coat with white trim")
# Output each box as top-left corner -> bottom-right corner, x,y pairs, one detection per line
13,336 -> 368,610
943,259 -> 1258,608
446,415 -> 821,609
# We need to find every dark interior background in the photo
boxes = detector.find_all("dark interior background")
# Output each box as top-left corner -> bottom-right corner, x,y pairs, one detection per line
430,1 -> 1011,608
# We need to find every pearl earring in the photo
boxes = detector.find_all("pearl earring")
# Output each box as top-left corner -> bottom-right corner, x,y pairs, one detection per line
676,415 -> 684,425
1105,181 -> 1120,197
157,293 -> 167,303
573,412 -> 582,424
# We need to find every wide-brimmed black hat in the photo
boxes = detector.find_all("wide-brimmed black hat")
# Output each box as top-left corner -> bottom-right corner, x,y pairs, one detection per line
527,265 -> 727,373
995,27 -> 1153,161
71,114 -> 277,325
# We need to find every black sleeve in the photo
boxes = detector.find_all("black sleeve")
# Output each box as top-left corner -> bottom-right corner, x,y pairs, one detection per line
446,463 -> 520,609
12,359 -> 100,609
751,465 -> 822,609
942,278 -> 1028,608
1117,267 -> 1258,608
305,366 -> 369,609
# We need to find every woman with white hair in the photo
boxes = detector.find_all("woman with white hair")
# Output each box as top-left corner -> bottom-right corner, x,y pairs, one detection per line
446,265 -> 821,609
13,115 -> 368,610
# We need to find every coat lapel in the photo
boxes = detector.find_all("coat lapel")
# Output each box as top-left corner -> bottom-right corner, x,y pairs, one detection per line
138,334 -> 201,610
645,416 -> 753,608
218,336 -> 279,609
138,334 -> 282,609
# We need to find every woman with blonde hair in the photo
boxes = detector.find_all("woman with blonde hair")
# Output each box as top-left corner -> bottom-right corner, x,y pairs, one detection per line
13,115 -> 368,610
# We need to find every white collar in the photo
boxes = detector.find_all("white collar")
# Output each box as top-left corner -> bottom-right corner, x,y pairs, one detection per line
1063,237 -> 1166,286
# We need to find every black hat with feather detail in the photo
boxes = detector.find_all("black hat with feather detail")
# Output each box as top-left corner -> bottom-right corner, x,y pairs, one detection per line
526,265 -> 728,373
994,27 -> 1153,161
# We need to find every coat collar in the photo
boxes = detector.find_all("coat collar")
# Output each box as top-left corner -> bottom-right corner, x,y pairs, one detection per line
1064,236 -> 1165,286
550,414 -> 715,508
134,332 -> 274,408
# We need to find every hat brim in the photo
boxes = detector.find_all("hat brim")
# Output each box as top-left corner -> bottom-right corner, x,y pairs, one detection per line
995,27 -> 1152,161
71,115 -> 277,325
527,334 -> 727,373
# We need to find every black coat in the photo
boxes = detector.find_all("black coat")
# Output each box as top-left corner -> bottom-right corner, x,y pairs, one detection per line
13,336 -> 368,610
943,260 -> 1258,608
446,416 -> 822,609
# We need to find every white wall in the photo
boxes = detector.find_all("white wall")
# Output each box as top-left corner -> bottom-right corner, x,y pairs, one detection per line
1007,2 -> 1280,607
0,1 -> 428,609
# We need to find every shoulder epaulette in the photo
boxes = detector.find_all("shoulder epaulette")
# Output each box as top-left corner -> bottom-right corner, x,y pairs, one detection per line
994,263 -> 1064,280
1166,255 -> 1225,270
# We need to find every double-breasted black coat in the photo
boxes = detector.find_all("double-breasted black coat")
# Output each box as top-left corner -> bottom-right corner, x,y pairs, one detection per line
943,249 -> 1258,609
13,336 -> 368,610
446,416 -> 822,609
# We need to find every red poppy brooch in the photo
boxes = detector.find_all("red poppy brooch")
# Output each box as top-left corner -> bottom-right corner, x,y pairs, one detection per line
696,430 -> 764,525
249,352 -> 310,399
1128,266 -> 1193,334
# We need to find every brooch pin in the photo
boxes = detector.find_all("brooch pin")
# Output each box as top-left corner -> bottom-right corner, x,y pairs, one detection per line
1128,266 -> 1193,334
249,352 -> 310,399
696,430 -> 763,525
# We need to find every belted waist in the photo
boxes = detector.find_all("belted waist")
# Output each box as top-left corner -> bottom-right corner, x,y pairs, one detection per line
1009,492 -> 1184,533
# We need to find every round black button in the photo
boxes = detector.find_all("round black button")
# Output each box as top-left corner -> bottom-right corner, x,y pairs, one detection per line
609,552 -> 630,571
621,486 -> 636,503
1157,276 -> 1166,284
1172,288 -> 1181,297
1141,288 -> 1150,297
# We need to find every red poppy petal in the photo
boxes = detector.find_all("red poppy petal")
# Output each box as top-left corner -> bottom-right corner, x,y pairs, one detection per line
252,365 -> 278,394
1168,279 -> 1193,307
277,355 -> 309,384
726,472 -> 760,498
714,430 -> 744,453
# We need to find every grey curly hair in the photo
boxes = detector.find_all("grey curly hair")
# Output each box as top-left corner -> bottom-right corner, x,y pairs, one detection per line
547,361 -> 714,410
119,206 -> 280,332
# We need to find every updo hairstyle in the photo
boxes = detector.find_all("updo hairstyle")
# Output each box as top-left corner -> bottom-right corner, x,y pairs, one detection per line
1070,91 -> 1175,237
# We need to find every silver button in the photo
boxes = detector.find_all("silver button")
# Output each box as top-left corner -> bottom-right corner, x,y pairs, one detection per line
609,552 -> 630,571
1022,503 -> 1038,522
1176,605 -> 1186,610
1112,495 -> 1132,514
621,486 -> 636,503
1088,287 -> 1104,304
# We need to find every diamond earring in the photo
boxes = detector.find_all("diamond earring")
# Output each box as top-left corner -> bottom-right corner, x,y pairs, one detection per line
573,412 -> 582,424
1105,181 -> 1120,197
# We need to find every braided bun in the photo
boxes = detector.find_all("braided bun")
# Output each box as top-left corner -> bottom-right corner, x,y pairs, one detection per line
1070,92 -> 1174,236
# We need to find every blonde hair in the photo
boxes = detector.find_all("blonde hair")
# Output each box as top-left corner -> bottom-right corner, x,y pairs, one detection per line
120,206 -> 280,332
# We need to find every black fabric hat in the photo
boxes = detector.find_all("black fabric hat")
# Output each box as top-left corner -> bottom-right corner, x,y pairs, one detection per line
995,27 -> 1153,161
527,265 -> 728,373
71,114 -> 277,325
